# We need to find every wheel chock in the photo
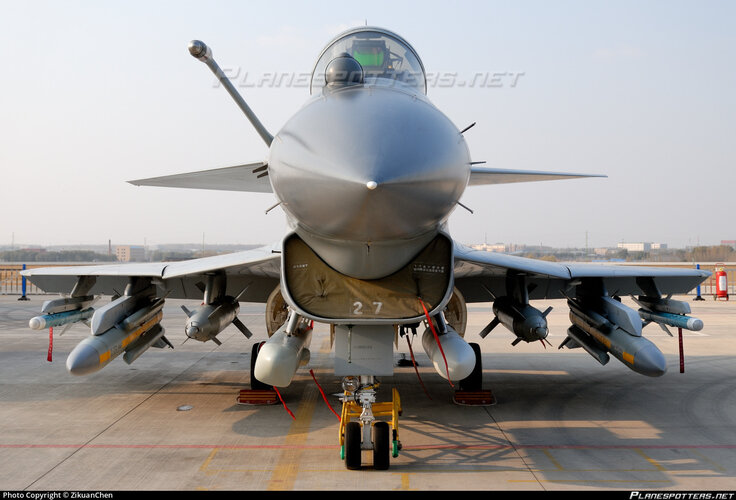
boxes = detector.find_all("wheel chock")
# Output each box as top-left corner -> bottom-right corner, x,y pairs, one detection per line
237,389 -> 280,405
452,390 -> 496,406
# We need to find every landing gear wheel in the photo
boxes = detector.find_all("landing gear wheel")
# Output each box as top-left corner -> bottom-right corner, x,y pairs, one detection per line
373,421 -> 390,470
344,421 -> 362,470
459,342 -> 482,391
250,341 -> 272,391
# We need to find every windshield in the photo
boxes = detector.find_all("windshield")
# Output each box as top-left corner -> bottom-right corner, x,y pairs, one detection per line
311,27 -> 426,95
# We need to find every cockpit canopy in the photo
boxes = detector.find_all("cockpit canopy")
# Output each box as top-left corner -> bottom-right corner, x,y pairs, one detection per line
310,27 -> 426,95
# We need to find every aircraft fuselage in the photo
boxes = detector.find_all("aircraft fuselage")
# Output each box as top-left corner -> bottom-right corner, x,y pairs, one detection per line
269,83 -> 471,279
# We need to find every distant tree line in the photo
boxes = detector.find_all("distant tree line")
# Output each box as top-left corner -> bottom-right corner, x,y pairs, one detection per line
685,245 -> 736,263
0,250 -> 117,262
523,245 -> 736,263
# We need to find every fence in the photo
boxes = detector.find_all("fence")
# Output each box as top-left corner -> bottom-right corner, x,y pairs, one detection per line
0,263 -> 83,296
2,262 -> 734,298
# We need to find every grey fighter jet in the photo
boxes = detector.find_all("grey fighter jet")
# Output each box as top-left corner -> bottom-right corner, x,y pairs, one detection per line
23,27 -> 709,470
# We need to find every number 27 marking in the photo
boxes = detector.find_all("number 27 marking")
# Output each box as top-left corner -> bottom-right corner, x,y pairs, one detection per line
352,301 -> 383,315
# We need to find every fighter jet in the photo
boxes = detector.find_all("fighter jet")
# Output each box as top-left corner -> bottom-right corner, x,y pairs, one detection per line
23,27 -> 709,470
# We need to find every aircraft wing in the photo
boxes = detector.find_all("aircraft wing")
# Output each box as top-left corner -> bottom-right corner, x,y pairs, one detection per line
21,244 -> 281,303
452,241 -> 710,302
468,167 -> 606,186
128,162 -> 272,193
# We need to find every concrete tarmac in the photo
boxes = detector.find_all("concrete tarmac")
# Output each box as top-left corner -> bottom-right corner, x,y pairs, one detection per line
1,294 -> 735,491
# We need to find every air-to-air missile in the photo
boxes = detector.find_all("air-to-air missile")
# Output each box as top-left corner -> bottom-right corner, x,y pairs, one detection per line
28,295 -> 96,331
66,294 -> 168,375
181,296 -> 252,345
29,308 -> 95,331
638,310 -> 703,332
632,295 -> 703,333
479,296 -> 552,345
421,314 -> 476,381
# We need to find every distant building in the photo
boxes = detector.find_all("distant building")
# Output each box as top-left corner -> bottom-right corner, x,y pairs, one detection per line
470,243 -> 521,253
617,242 -> 650,252
115,245 -> 145,262
722,240 -> 736,249
616,242 -> 667,252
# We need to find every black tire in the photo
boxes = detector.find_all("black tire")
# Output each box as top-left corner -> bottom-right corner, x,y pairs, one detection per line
344,421 -> 362,470
372,421 -> 390,470
250,342 -> 272,391
459,342 -> 482,391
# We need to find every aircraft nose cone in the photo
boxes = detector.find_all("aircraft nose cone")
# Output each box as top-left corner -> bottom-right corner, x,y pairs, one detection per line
269,86 -> 470,241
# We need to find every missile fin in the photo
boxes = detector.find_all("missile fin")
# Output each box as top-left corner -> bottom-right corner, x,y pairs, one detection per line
153,336 -> 174,349
658,323 -> 674,337
542,306 -> 553,318
479,317 -> 500,338
211,337 -> 222,346
60,323 -> 73,336
181,305 -> 193,318
207,304 -> 223,320
235,284 -> 252,301
232,316 -> 253,339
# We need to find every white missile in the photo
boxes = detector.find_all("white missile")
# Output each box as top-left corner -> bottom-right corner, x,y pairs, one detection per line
29,308 -> 95,330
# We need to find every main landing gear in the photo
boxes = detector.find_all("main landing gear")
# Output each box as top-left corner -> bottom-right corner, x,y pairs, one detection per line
338,375 -> 401,470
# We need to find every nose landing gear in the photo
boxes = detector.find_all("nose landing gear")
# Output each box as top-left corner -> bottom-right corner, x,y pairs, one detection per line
339,376 -> 401,470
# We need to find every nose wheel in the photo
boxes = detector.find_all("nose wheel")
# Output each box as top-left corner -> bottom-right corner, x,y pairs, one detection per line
339,377 -> 401,470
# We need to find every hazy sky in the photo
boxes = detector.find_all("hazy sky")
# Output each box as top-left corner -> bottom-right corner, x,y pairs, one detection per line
1,0 -> 734,250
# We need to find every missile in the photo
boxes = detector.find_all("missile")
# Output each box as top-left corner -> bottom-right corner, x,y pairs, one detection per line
182,297 -> 252,345
633,296 -> 691,315
29,308 -> 94,331
123,324 -> 166,364
66,310 -> 163,375
253,323 -> 312,387
120,297 -> 165,332
564,325 -> 610,366
481,296 -> 550,345
638,310 -> 703,332
91,290 -> 154,335
568,307 -> 666,377
40,295 -> 95,315
421,325 -> 476,381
